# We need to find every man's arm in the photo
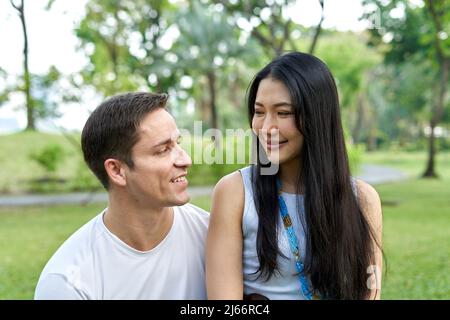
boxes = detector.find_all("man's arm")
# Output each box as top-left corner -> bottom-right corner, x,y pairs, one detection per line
34,273 -> 88,300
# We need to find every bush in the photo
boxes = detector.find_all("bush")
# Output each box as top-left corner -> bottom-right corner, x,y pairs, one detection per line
69,160 -> 103,192
27,144 -> 67,193
29,144 -> 65,174
347,143 -> 364,175
186,136 -> 251,186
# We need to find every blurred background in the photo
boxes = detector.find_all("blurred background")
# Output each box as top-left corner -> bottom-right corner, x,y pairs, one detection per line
0,0 -> 449,299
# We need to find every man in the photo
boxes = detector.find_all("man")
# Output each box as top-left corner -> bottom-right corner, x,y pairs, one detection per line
35,92 -> 209,299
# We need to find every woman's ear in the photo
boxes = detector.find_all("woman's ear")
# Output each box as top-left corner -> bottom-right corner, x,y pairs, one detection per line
104,159 -> 127,187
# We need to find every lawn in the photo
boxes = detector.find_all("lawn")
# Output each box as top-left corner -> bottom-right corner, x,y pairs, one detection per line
364,150 -> 450,299
0,150 -> 448,299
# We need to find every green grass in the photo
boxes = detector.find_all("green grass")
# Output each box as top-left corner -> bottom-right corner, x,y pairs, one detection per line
376,179 -> 450,299
0,131 -> 100,194
0,203 -> 106,299
363,150 -> 450,177
363,150 -> 450,299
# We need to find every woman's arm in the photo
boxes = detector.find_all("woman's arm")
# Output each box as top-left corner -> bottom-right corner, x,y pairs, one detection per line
206,171 -> 245,299
356,179 -> 383,300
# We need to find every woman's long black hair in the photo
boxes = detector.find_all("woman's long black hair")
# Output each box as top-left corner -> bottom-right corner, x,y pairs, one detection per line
247,52 -> 381,299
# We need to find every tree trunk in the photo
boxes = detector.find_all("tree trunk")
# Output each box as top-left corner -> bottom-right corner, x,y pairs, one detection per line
200,83 -> 210,125
352,93 -> 365,144
423,0 -> 450,178
422,58 -> 449,178
207,72 -> 218,130
12,0 -> 35,130
366,104 -> 378,152
308,0 -> 325,55
423,121 -> 437,178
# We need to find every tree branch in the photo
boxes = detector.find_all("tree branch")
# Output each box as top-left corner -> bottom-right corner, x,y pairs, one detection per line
425,0 -> 445,60
309,0 -> 325,54
10,0 -> 22,12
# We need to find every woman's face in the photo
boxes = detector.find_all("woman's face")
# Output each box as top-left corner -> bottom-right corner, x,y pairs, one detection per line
252,77 -> 303,165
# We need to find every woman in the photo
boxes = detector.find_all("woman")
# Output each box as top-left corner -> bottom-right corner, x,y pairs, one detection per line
206,52 -> 383,300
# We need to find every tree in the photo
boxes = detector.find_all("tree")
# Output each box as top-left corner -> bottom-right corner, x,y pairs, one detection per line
0,68 -> 11,106
173,1 -> 250,129
215,0 -> 326,58
75,0 -> 179,97
422,0 -> 450,177
363,0 -> 450,177
10,0 -> 34,130
315,32 -> 381,145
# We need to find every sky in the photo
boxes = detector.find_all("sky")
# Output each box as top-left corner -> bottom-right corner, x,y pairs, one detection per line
0,0 -> 371,133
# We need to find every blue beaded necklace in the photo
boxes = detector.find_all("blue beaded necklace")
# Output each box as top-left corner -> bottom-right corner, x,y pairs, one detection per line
276,178 -> 320,300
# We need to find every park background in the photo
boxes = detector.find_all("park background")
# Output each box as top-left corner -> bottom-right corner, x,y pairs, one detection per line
0,0 -> 449,299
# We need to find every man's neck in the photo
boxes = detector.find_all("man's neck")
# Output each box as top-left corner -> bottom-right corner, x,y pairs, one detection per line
103,192 -> 174,252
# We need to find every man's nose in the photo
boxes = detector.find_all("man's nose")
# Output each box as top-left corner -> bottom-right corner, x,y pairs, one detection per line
174,145 -> 192,168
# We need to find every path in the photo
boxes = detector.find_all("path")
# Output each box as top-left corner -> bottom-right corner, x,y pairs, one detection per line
0,164 -> 407,207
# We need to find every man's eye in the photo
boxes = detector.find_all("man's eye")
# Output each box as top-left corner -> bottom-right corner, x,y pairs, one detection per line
158,147 -> 170,154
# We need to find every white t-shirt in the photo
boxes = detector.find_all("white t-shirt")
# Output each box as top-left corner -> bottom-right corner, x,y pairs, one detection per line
34,203 -> 209,300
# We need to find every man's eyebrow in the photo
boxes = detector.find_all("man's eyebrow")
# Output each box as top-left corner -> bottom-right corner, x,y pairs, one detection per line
255,101 -> 292,107
151,133 -> 181,149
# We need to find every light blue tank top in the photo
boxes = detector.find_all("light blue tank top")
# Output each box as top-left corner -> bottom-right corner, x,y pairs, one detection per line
239,165 -> 357,300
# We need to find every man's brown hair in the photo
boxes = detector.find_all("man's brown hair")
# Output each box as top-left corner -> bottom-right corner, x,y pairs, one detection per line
81,92 -> 168,189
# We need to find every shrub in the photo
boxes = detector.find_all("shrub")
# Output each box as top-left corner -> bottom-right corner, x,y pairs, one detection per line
29,144 -> 65,174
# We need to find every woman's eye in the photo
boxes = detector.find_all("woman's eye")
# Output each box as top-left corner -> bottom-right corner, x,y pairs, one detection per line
278,112 -> 293,116
254,110 -> 264,116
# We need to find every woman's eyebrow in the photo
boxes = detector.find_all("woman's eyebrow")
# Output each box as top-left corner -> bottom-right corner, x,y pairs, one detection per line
255,101 -> 292,107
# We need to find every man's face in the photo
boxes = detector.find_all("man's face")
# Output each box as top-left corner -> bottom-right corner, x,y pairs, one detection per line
123,108 -> 192,208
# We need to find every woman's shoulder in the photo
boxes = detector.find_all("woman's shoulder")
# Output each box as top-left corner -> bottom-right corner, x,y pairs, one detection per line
211,169 -> 246,219
354,179 -> 382,231
354,179 -> 381,206
213,170 -> 244,197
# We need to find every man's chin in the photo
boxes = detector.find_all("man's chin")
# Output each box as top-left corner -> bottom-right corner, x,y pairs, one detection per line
171,194 -> 190,206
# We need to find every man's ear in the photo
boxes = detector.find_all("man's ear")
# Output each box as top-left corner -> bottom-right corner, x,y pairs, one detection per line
104,159 -> 127,187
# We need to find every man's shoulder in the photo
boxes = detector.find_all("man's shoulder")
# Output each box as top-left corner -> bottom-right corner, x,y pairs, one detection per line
174,203 -> 210,235
177,203 -> 210,220
38,212 -> 105,279
35,211 -> 106,299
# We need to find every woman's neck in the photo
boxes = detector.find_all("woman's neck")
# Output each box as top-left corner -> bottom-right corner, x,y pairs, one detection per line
279,158 -> 303,194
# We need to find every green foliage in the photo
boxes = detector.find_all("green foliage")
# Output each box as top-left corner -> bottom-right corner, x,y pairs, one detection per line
29,144 -> 65,174
75,0 -> 176,96
171,1 -> 255,128
347,142 -> 364,175
70,160 -> 103,192
315,32 -> 381,109
216,0 -> 303,57
183,135 -> 252,186
0,132 -> 83,194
